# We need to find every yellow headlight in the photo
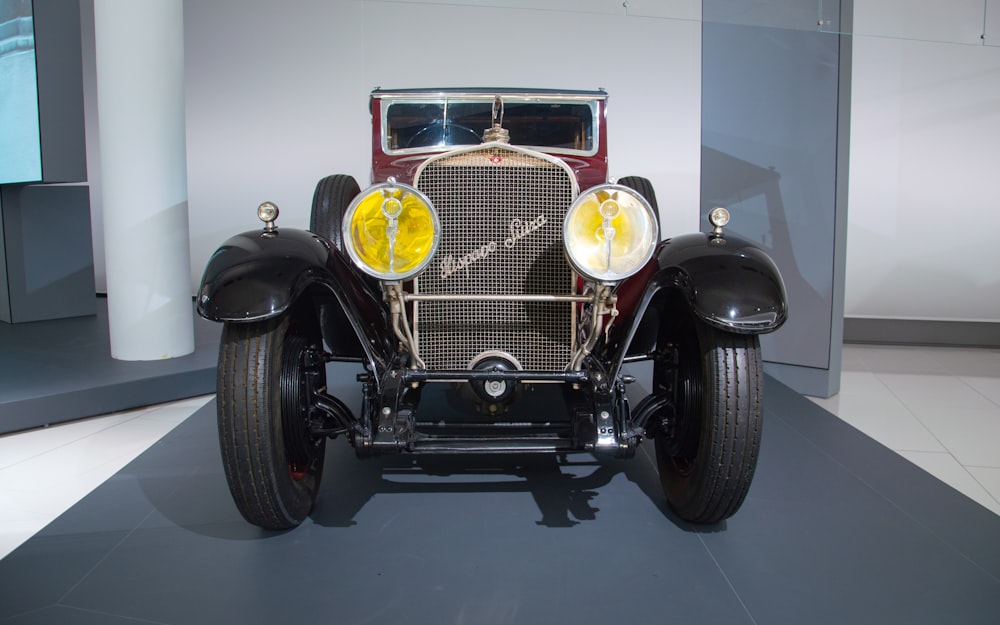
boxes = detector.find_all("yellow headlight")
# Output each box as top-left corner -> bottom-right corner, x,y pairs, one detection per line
563,184 -> 658,283
342,183 -> 440,280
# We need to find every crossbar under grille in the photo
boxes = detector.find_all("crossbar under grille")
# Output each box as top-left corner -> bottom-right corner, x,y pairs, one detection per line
414,147 -> 576,371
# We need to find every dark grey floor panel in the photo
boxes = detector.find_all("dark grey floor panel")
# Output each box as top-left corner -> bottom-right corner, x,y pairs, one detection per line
765,379 -> 1000,577
0,298 -> 220,433
0,606 -> 158,625
2,378 -> 999,625
0,531 -> 130,620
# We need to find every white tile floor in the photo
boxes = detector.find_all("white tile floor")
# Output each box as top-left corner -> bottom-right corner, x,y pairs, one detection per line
809,344 -> 1000,519
1,344 -> 999,561
0,395 -> 214,560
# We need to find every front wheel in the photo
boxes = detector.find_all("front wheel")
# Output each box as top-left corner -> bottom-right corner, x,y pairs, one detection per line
217,316 -> 327,529
310,174 -> 360,250
654,318 -> 762,524
617,175 -> 661,240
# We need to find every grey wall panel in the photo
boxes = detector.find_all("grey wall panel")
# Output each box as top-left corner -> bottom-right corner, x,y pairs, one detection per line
0,185 -> 96,323
703,0 -> 821,30
844,318 -> 1000,348
0,193 -> 8,319
701,0 -> 851,396
701,20 -> 839,370
33,0 -> 88,183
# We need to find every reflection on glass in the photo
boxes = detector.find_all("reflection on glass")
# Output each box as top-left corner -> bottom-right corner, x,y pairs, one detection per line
0,0 -> 42,184
385,99 -> 595,154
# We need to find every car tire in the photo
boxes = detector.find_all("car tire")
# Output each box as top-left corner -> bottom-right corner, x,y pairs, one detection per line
310,174 -> 360,250
217,316 -> 327,530
654,315 -> 762,524
617,175 -> 661,239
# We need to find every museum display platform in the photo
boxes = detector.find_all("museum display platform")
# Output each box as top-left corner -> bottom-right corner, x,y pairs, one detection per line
1,350 -> 999,623
0,297 -> 219,435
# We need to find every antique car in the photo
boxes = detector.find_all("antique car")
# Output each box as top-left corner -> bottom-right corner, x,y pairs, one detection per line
197,88 -> 787,530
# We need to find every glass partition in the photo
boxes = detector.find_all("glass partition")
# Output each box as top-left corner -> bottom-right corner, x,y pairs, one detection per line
818,0 -> 995,46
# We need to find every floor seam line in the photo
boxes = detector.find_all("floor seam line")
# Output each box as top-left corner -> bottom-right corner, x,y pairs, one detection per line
697,535 -> 759,625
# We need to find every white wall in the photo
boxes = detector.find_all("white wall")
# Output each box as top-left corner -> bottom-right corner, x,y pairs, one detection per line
175,0 -> 702,291
846,0 -> 1000,322
81,0 -> 701,292
81,0 -> 1000,327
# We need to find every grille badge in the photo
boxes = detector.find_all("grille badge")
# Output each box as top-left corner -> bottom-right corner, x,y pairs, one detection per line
438,214 -> 547,280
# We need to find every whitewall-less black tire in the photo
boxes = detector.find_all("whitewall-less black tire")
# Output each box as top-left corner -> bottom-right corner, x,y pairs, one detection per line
217,316 -> 326,530
310,174 -> 360,250
654,317 -> 763,524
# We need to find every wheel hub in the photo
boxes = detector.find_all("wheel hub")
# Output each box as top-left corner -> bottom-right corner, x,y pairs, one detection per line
280,336 -> 325,480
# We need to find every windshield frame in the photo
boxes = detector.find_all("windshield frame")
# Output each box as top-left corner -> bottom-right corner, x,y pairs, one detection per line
378,92 -> 604,158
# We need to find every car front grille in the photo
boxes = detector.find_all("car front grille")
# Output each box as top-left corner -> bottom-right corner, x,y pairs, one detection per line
413,147 -> 576,371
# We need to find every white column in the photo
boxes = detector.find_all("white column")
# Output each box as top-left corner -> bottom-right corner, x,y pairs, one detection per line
93,0 -> 193,360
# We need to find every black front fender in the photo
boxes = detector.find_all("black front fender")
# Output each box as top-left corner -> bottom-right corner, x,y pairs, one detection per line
198,229 -> 332,322
656,232 -> 788,333
603,232 -> 787,372
197,228 -> 393,370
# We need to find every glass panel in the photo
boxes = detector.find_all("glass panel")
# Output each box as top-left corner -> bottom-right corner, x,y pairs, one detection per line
702,17 -> 840,372
819,0 -> 988,46
386,100 -> 595,153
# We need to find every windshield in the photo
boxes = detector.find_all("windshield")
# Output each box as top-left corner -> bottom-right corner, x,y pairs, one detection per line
383,99 -> 597,154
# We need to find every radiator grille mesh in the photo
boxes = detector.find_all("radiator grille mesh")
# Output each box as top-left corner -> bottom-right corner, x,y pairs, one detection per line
414,148 -> 575,371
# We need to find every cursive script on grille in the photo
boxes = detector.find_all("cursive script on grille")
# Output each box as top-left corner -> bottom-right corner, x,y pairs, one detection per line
439,214 -> 547,279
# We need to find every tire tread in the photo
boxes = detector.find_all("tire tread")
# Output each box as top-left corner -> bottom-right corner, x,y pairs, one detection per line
217,319 -> 322,530
310,174 -> 361,249
657,324 -> 762,524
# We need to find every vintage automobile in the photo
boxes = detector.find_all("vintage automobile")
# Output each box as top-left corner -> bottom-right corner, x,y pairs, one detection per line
197,88 -> 787,530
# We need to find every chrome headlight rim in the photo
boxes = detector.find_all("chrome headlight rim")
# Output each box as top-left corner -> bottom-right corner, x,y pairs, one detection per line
563,183 -> 659,284
342,181 -> 441,281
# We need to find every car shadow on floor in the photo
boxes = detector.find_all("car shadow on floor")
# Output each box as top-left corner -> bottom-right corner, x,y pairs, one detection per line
308,440 -> 719,532
137,397 -> 728,540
